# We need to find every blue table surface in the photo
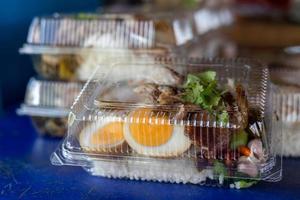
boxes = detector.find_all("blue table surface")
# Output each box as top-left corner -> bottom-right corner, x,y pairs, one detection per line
0,111 -> 300,200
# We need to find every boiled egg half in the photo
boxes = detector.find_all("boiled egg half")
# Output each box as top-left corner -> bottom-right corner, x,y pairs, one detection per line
79,116 -> 126,153
124,108 -> 191,157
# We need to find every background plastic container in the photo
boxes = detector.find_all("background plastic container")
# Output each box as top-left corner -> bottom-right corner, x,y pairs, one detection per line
271,67 -> 300,157
20,13 -> 196,81
193,7 -> 234,35
185,7 -> 236,58
51,58 -> 282,188
17,78 -> 83,137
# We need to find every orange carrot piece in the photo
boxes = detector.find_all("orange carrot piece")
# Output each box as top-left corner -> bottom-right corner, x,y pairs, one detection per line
238,146 -> 251,157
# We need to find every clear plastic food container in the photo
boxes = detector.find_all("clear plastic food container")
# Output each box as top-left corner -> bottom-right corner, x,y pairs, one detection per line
271,68 -> 300,157
193,7 -> 234,35
51,58 -> 282,188
20,13 -> 195,81
186,31 -> 237,58
17,78 -> 83,137
185,7 -> 235,58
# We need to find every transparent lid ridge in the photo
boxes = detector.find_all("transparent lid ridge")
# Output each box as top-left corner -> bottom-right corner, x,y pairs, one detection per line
18,78 -> 84,117
21,13 -> 195,54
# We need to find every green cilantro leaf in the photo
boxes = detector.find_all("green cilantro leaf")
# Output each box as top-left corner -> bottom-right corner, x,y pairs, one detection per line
217,110 -> 229,124
198,71 -> 216,85
182,71 -> 229,124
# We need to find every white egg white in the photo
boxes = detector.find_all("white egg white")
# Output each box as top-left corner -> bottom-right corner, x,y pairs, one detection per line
123,122 -> 191,157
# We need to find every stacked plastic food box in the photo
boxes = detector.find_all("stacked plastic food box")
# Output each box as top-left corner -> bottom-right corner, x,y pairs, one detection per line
18,78 -> 83,137
18,12 -> 196,137
271,46 -> 300,157
18,11 -> 282,189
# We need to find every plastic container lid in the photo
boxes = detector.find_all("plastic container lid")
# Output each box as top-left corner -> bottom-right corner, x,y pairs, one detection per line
193,8 -> 234,35
51,57 -> 282,188
17,78 -> 84,117
20,13 -> 195,55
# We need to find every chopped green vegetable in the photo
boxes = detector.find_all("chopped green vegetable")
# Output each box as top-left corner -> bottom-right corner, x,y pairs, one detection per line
234,180 -> 258,189
213,160 -> 228,177
182,71 -> 221,110
217,110 -> 229,124
198,71 -> 216,84
182,71 -> 229,124
200,81 -> 220,110
230,130 -> 248,150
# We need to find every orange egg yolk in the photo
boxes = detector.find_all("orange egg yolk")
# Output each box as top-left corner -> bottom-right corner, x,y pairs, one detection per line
129,109 -> 173,147
91,122 -> 124,146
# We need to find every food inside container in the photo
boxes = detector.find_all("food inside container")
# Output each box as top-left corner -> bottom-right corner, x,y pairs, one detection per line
31,116 -> 68,138
20,13 -> 195,81
17,78 -> 83,137
51,58 -> 282,188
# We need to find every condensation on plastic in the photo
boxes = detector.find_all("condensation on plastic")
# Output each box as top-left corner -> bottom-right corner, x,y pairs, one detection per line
17,78 -> 83,137
51,58 -> 282,187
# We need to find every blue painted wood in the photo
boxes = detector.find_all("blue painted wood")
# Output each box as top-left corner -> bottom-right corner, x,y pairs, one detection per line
0,111 -> 299,200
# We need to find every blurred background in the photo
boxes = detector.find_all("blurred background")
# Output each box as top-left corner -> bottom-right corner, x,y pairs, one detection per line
2,0 -> 300,114
0,0 -> 100,114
